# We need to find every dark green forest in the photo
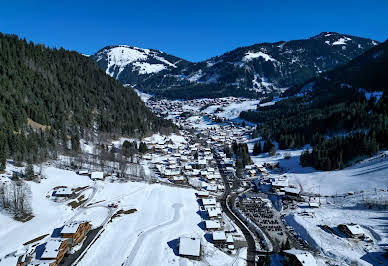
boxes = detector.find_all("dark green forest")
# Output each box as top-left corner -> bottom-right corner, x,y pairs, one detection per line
0,33 -> 175,165
242,40 -> 388,170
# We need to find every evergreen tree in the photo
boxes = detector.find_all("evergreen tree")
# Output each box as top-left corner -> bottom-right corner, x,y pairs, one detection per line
252,142 -> 262,156
25,163 -> 34,180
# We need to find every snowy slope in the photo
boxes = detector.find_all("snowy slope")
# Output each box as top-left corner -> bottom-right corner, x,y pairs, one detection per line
92,32 -> 378,99
91,45 -> 188,87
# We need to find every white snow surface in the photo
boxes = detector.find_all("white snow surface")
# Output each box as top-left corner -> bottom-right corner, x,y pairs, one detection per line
243,51 -> 276,62
99,45 -> 176,77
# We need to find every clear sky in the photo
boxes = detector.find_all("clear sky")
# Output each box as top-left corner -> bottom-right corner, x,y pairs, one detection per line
1,0 -> 387,61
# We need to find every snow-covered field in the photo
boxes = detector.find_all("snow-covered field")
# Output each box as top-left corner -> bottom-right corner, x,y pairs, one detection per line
0,163 -> 246,266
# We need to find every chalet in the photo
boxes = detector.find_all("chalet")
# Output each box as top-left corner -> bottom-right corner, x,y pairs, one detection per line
38,239 -> 69,266
172,175 -> 185,184
61,221 -> 91,244
196,191 -> 209,198
206,184 -> 217,192
52,187 -> 74,198
338,223 -> 366,238
309,202 -> 319,208
271,176 -> 288,189
201,198 -> 216,207
178,237 -> 201,259
212,231 -> 226,246
198,159 -> 207,169
205,220 -> 221,231
207,207 -> 222,220
283,249 -> 317,266
77,169 -> 89,176
284,187 -> 301,197
90,171 -> 104,180
165,170 -> 180,178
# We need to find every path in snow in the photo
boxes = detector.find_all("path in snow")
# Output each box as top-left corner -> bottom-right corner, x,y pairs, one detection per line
123,203 -> 183,266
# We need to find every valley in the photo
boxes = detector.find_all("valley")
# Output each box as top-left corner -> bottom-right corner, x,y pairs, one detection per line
1,94 -> 386,266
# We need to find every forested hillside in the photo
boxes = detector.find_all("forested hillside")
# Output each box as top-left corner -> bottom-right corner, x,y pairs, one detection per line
241,40 -> 388,170
0,33 -> 174,165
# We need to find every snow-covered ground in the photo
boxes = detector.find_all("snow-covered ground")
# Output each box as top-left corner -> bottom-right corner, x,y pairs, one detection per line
0,166 -> 92,259
0,162 -> 246,266
79,183 -> 245,266
247,139 -> 388,265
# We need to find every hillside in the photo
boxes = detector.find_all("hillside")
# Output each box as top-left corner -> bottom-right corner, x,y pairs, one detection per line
0,33 -> 174,164
240,40 -> 388,170
92,32 -> 378,99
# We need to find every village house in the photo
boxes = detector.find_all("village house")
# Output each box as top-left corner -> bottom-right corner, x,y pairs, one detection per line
283,249 -> 317,266
90,171 -> 104,181
36,239 -> 69,266
171,175 -> 185,184
205,220 -> 222,231
338,223 -> 366,239
201,198 -> 217,208
61,221 -> 91,245
207,207 -> 222,220
196,191 -> 209,198
52,187 -> 74,198
212,231 -> 226,246
178,237 -> 201,259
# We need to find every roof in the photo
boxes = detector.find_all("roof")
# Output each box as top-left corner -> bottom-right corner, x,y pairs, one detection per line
212,231 -> 226,241
196,191 -> 209,197
207,207 -> 221,217
61,221 -> 86,234
179,237 -> 200,257
284,187 -> 301,194
205,220 -> 221,229
345,224 -> 365,236
284,249 -> 317,266
202,198 -> 216,206
53,187 -> 73,196
226,235 -> 234,243
40,240 -> 64,259
91,171 -> 104,179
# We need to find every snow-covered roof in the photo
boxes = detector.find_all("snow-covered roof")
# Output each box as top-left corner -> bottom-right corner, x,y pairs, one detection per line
40,240 -> 63,259
206,185 -> 217,191
207,207 -> 221,218
173,176 -> 184,181
284,187 -> 301,194
344,224 -> 365,236
226,235 -> 234,243
196,191 -> 209,197
202,198 -> 216,206
212,231 -> 226,241
205,220 -> 221,229
179,237 -> 200,257
61,221 -> 85,234
54,187 -> 73,195
91,171 -> 104,179
284,249 -> 316,266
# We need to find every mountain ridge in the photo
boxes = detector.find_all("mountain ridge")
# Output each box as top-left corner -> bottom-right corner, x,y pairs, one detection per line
92,32 -> 379,99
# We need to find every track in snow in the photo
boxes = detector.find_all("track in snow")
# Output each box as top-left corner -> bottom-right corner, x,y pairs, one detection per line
123,203 -> 183,266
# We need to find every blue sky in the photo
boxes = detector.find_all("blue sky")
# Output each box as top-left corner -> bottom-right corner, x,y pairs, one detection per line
1,0 -> 387,61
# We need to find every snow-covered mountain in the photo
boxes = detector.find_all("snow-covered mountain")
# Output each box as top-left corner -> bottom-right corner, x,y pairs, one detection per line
91,45 -> 189,86
92,33 -> 378,99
